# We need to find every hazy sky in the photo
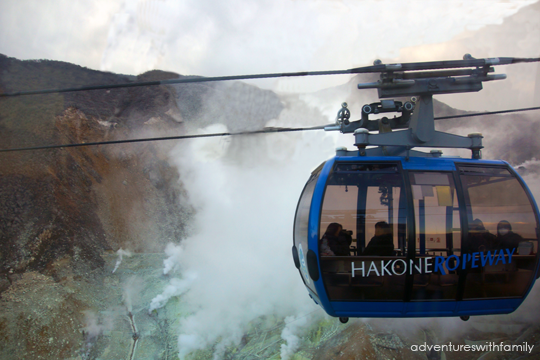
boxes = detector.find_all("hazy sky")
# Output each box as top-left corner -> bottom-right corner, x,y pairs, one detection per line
1,0 -> 538,94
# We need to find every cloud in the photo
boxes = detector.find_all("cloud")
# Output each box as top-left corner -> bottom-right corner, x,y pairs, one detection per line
0,0 -> 120,69
2,0 -> 536,90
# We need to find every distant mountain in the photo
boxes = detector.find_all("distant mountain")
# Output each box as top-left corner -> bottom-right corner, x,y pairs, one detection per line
0,52 -> 283,285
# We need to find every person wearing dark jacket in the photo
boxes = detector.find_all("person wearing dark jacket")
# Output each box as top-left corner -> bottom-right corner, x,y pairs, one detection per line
333,227 -> 353,256
468,218 -> 496,252
495,220 -> 522,253
363,221 -> 394,256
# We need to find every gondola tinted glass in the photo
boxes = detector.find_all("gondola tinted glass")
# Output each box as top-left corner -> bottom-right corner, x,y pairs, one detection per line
319,163 -> 408,301
293,165 -> 323,296
459,165 -> 539,299
408,171 -> 461,300
294,157 -> 540,318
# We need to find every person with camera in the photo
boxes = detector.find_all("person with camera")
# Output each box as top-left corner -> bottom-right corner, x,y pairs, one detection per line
336,227 -> 353,256
321,222 -> 353,256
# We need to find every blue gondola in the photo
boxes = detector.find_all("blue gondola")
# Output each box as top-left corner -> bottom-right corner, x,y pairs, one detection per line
292,56 -> 540,322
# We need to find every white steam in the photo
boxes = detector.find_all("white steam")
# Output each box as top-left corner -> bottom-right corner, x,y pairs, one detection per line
147,112 -> 336,358
280,314 -> 317,360
162,242 -> 184,275
82,310 -> 115,340
148,271 -> 197,313
122,276 -> 144,313
112,248 -> 132,273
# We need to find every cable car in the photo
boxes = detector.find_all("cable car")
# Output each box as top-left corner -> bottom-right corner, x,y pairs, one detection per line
292,56 -> 540,322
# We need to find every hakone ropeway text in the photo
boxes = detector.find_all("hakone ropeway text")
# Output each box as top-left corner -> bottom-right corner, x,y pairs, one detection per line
351,248 -> 516,277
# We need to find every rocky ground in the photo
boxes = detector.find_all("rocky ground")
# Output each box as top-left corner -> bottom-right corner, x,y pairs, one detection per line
2,252 -> 540,359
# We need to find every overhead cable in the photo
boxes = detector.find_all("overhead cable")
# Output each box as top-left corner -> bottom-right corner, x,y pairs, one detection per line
1,106 -> 539,153
0,125 -> 327,153
1,57 -> 539,98
434,106 -> 540,120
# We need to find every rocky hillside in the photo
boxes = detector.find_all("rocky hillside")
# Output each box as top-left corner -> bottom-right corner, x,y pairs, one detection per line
1,55 -> 184,277
0,54 -> 282,359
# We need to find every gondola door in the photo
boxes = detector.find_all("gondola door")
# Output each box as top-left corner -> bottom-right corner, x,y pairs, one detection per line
407,171 -> 463,302
319,162 -> 409,303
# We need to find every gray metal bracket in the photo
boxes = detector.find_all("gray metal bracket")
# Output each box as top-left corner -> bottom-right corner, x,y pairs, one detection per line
326,55 -> 504,159
353,128 -> 483,159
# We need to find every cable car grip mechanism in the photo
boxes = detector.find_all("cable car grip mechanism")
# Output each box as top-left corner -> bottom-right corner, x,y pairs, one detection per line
324,54 -> 510,159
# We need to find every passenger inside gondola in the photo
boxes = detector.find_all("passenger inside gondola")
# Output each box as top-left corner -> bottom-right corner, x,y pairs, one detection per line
334,227 -> 353,256
320,223 -> 338,256
362,221 -> 394,256
468,218 -> 496,252
320,223 -> 353,256
495,220 -> 523,253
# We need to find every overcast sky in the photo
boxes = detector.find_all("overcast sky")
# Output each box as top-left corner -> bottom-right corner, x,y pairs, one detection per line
1,0 -> 539,111
1,0 -> 538,91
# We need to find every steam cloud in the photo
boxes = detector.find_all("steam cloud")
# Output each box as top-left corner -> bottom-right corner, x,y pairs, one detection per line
112,248 -> 132,273
83,310 -> 115,340
148,106 -> 336,358
162,242 -> 184,275
148,271 -> 197,313
280,314 -> 319,360
122,276 -> 144,313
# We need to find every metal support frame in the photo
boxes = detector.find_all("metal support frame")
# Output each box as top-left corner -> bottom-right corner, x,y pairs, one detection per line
326,55 -> 506,159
